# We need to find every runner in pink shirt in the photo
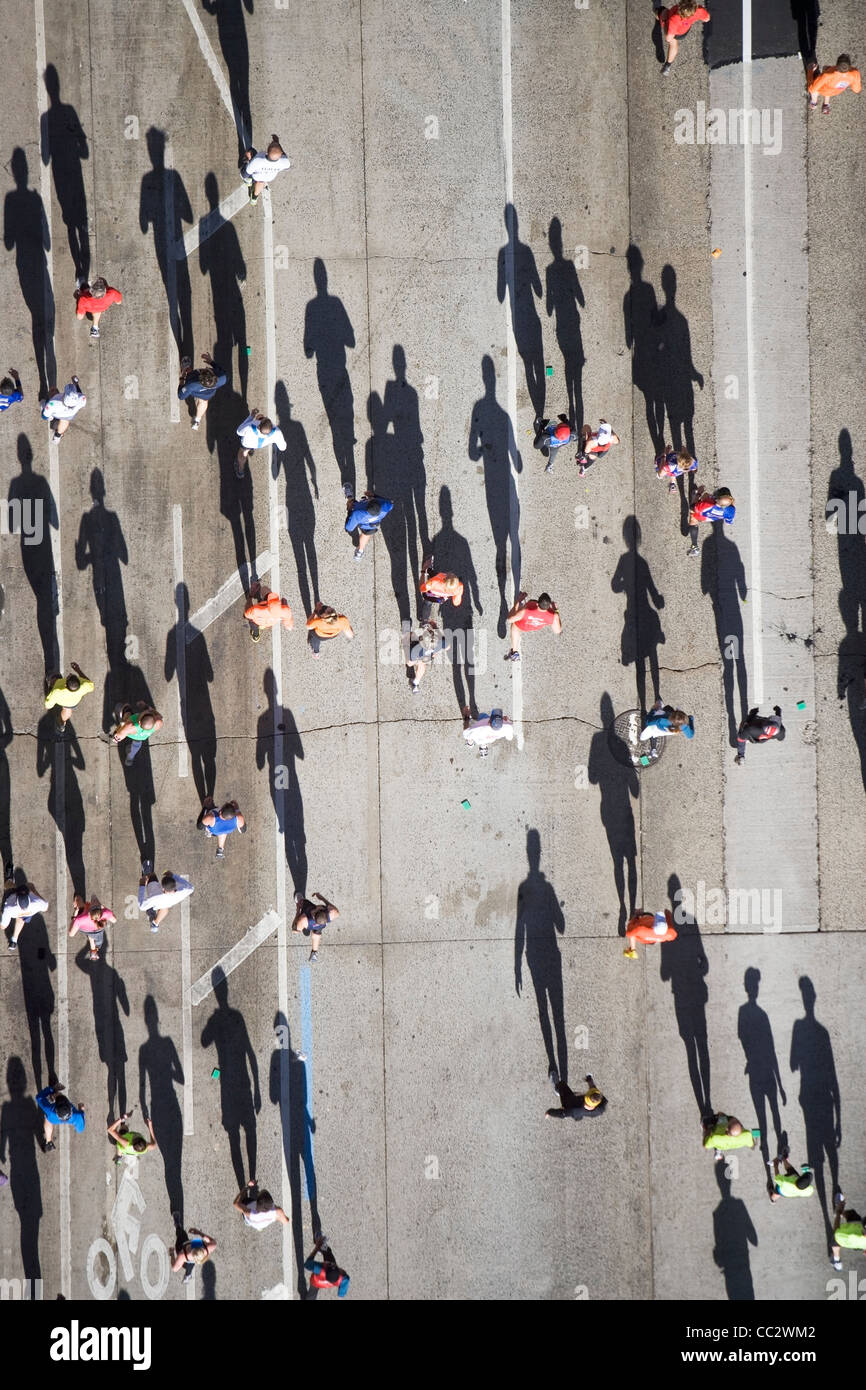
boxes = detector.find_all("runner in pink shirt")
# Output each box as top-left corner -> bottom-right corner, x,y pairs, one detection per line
68,895 -> 116,960
504,591 -> 563,662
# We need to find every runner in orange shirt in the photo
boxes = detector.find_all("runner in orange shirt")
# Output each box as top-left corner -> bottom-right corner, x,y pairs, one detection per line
244,583 -> 294,643
808,55 -> 861,114
624,910 -> 677,959
305,602 -> 354,658
419,557 -> 464,619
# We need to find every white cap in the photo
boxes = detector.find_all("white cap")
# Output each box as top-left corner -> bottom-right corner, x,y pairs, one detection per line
596,421 -> 613,445
652,911 -> 669,936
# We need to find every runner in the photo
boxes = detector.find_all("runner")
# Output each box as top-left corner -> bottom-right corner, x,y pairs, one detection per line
545,1074 -> 608,1121
112,702 -> 163,765
687,486 -> 735,556
640,699 -> 695,740
701,1112 -> 756,1160
244,583 -> 294,643
344,488 -> 394,559
291,890 -> 340,963
408,618 -> 449,692
419,557 -> 464,618
306,602 -> 355,658
138,863 -> 194,934
107,1111 -> 157,1162
656,3 -> 711,77
36,1082 -> 85,1151
831,1191 -> 866,1269
199,797 -> 246,860
655,444 -> 697,493
735,706 -> 785,765
808,55 -> 861,114
74,276 -> 122,340
0,369 -> 23,412
624,909 -> 678,959
768,1154 -> 814,1204
576,420 -> 620,476
504,592 -> 562,663
40,376 -> 86,441
533,414 -> 579,473
178,351 -> 226,430
462,707 -> 514,757
233,1179 -> 290,1228
68,895 -> 117,961
44,662 -> 94,732
170,1218 -> 216,1285
304,1235 -> 350,1297
2,879 -> 49,952
235,410 -> 287,479
241,134 -> 292,205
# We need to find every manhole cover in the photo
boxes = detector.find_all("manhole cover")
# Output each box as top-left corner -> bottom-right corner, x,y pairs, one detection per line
608,709 -> 665,770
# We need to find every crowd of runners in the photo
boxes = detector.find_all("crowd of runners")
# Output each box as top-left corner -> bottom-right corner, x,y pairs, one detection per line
1,0 -> 865,1298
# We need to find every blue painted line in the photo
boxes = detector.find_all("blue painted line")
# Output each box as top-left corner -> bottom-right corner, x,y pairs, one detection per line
299,964 -> 315,1202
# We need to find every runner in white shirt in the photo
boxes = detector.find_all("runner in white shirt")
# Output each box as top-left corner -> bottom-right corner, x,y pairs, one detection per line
241,134 -> 291,205
2,882 -> 50,951
233,1180 -> 289,1229
138,861 -> 194,934
462,707 -> 514,757
235,410 -> 286,478
40,377 -> 86,441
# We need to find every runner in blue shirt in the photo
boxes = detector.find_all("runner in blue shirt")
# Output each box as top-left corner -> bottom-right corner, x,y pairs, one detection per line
177,352 -> 226,431
344,488 -> 393,560
199,797 -> 247,860
36,1082 -> 85,1151
0,369 -> 23,412
533,414 -> 579,473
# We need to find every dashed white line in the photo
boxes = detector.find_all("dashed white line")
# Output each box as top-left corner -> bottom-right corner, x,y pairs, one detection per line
171,506 -> 189,780
179,0 -> 239,131
165,142 -> 181,424
176,183 -> 250,260
186,551 -> 273,638
180,889 -> 193,1136
742,0 -> 764,705
189,910 -> 281,1006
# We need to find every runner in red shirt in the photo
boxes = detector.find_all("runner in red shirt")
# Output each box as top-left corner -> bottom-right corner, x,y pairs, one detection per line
656,3 -> 711,76
504,592 -> 562,663
75,277 -> 123,340
624,910 -> 677,959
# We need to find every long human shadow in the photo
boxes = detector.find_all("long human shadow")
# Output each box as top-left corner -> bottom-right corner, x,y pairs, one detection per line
18,912 -> 57,1093
256,670 -> 306,895
428,485 -> 483,715
76,944 -> 130,1123
545,216 -> 585,430
139,127 -> 193,360
623,244 -> 664,451
75,467 -> 129,671
587,693 -> 638,936
827,429 -> 866,794
737,967 -> 786,1169
657,265 -> 703,457
791,0 -> 819,70
514,828 -> 567,1083
205,384 -> 258,588
468,354 -> 522,639
139,996 -> 184,1219
273,380 -> 319,617
368,346 -> 431,628
200,975 -> 260,1190
712,1161 -> 757,1300
269,1012 -> 319,1299
8,434 -> 59,674
662,873 -> 711,1115
202,0 -> 253,158
4,148 -> 55,399
165,584 -> 218,804
36,712 -> 86,897
40,64 -> 90,283
303,258 -> 357,492
199,172 -> 248,400
700,523 -> 749,748
497,204 -> 545,419
789,976 -> 840,1254
0,1057 -> 42,1290
102,662 -> 157,867
0,680 -> 12,870
611,516 -> 665,714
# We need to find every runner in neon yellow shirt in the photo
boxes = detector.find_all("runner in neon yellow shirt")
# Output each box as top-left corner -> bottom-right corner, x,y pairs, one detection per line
768,1154 -> 814,1202
107,1111 -> 156,1163
831,1190 -> 866,1270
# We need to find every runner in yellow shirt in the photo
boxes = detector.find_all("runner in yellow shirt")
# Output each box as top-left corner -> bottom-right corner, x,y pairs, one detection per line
44,662 -> 93,732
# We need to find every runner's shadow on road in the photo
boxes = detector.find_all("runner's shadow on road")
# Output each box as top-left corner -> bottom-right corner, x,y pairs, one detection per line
139,127 -> 193,360
139,996 -> 184,1221
587,694 -> 638,937
0,680 -> 12,869
545,216 -> 585,431
0,1056 -> 42,1289
256,671 -> 306,895
514,829 -> 568,1083
789,976 -> 841,1254
40,64 -> 90,284
429,485 -> 483,715
3,149 -> 56,398
165,584 -> 218,804
200,976 -> 260,1191
700,523 -> 749,748
611,516 -> 665,715
270,1013 -> 319,1299
737,967 -> 786,1172
36,712 -> 86,898
18,914 -> 57,1094
200,172 -> 248,400
202,0 -> 253,159
497,204 -> 545,420
75,467 -> 129,671
206,385 -> 258,590
101,663 -> 157,867
303,258 -> 357,493
662,874 -> 711,1116
712,1161 -> 757,1300
468,355 -> 522,639
76,944 -> 130,1125
273,381 -> 319,617
827,429 -> 866,794
8,434 -> 59,675
369,347 -> 431,629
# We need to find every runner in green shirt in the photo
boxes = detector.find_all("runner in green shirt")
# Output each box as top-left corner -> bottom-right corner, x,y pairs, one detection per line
831,1190 -> 866,1270
768,1154 -> 814,1202
112,702 -> 163,766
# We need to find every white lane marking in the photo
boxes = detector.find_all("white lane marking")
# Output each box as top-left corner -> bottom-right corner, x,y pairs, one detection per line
34,0 -> 70,1301
742,0 -> 763,704
166,142 -> 180,424
172,505 -> 189,779
263,195 -> 294,1296
500,0 -> 523,750
189,911 -> 281,1005
186,552 -> 272,639
176,183 -> 250,260
179,0 -> 238,130
180,890 -> 193,1135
